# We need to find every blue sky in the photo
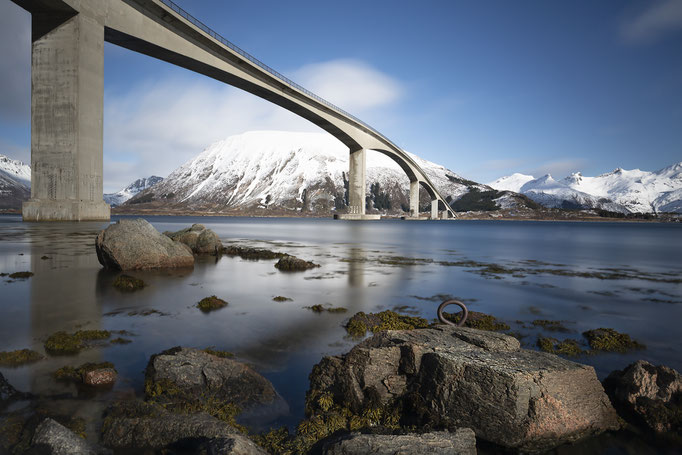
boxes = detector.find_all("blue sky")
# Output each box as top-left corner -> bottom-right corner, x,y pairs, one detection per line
1,0 -> 681,192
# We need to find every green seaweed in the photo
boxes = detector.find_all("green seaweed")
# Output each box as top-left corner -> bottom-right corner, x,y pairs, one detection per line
443,311 -> 510,331
110,337 -> 132,345
113,274 -> 145,291
44,330 -> 111,354
345,310 -> 429,337
197,295 -> 228,312
0,349 -> 43,366
8,271 -> 33,279
54,361 -> 116,382
203,347 -> 234,358
273,296 -> 293,302
531,319 -> 570,332
537,336 -> 585,357
583,328 -> 645,353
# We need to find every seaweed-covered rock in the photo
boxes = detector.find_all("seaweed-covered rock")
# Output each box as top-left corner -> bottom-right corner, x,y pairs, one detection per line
223,245 -> 287,260
582,328 -> 645,353
603,360 -> 682,434
145,347 -> 281,413
112,274 -> 145,291
96,219 -> 194,270
32,418 -> 108,455
100,400 -> 265,453
165,224 -> 223,255
308,326 -> 619,453
0,349 -> 43,366
322,429 -> 477,455
274,256 -> 320,271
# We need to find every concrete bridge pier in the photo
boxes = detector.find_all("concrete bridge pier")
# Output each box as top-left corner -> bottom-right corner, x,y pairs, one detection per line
431,199 -> 439,219
22,9 -> 110,221
339,148 -> 380,220
409,180 -> 420,217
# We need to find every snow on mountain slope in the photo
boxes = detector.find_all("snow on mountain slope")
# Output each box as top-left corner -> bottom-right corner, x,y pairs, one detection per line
0,154 -> 31,209
127,131 -> 480,212
489,162 -> 682,213
104,176 -> 163,206
487,173 -> 535,193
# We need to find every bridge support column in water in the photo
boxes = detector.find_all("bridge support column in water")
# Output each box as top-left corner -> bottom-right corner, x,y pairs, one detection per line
409,180 -> 420,217
431,199 -> 439,219
348,148 -> 366,216
22,8 -> 110,221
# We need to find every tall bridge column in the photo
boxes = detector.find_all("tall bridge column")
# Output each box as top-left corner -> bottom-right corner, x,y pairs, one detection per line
22,11 -> 110,221
409,180 -> 419,217
348,148 -> 366,215
431,199 -> 439,219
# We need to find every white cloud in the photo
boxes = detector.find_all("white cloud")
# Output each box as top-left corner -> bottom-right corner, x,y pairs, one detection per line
621,0 -> 682,44
293,59 -> 403,113
103,60 -> 403,192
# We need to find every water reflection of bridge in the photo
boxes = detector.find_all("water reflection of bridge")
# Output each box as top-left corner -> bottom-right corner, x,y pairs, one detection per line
12,0 -> 455,221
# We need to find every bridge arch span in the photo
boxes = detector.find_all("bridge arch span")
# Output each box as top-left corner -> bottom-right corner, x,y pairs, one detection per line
13,0 -> 455,220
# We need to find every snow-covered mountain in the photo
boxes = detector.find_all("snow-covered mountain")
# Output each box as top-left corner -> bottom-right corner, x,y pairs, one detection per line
0,154 -> 31,210
488,163 -> 682,213
104,176 -> 163,206
125,131 -> 487,214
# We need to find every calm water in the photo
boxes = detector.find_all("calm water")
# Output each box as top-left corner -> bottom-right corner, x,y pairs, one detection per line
1,214 -> 681,453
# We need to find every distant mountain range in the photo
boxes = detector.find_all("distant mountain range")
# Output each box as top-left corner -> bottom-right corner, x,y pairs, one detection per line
104,176 -> 163,207
488,163 -> 682,214
123,131 -> 496,214
3,136 -> 681,216
0,155 -> 30,210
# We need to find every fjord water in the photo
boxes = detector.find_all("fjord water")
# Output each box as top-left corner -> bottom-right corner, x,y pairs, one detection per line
1,214 -> 681,452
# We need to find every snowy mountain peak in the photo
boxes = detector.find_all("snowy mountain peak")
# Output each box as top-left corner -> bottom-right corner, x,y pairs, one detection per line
104,175 -> 163,207
486,173 -> 535,193
0,154 -> 31,188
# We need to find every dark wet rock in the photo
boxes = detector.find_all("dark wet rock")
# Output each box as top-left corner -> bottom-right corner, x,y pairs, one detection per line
165,224 -> 223,255
223,245 -> 287,260
96,218 -> 194,270
274,256 -> 320,271
1,371 -> 29,405
31,418 -> 108,455
604,360 -> 682,434
100,400 -> 265,453
322,429 -> 477,455
308,326 -> 619,453
145,347 -> 279,412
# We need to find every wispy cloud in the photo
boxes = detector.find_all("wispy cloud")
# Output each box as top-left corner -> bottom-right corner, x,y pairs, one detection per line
621,0 -> 682,44
103,60 -> 403,192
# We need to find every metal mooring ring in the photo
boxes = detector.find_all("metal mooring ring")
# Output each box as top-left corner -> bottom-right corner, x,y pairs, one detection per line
437,299 -> 468,327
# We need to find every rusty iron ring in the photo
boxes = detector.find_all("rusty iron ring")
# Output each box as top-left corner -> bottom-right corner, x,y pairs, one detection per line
437,299 -> 468,327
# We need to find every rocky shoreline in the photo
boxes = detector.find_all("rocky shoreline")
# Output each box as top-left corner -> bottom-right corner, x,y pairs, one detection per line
1,219 -> 680,454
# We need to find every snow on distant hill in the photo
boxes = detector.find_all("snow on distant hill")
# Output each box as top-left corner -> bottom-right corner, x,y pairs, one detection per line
488,163 -> 682,213
104,176 -> 163,206
125,131 -> 486,213
0,154 -> 31,210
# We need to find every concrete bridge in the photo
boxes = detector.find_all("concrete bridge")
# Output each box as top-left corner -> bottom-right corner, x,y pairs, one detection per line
12,0 -> 456,221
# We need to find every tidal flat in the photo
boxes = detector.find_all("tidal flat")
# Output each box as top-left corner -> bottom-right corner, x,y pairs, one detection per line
1,215 -> 681,453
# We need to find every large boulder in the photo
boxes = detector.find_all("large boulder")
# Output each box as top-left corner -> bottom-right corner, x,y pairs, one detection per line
308,326 -> 619,453
603,360 -> 682,434
145,347 -> 286,419
165,224 -> 222,255
32,418 -> 108,455
101,400 -> 265,453
322,429 -> 477,455
95,218 -> 194,270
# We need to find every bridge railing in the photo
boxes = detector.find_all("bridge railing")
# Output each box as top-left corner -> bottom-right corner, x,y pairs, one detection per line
158,0 -> 378,135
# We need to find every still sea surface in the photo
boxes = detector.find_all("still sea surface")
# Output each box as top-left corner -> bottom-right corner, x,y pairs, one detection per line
1,214 -> 681,453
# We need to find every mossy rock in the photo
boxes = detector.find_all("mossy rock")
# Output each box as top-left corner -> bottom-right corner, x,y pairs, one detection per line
583,328 -> 645,353
532,319 -> 570,332
113,274 -> 145,291
44,330 -> 111,355
203,347 -> 234,359
309,304 -> 325,313
110,337 -> 133,345
537,336 -> 586,357
197,296 -> 228,312
345,310 -> 429,337
443,311 -> 510,331
272,296 -> 292,302
274,256 -> 320,271
54,361 -> 116,383
0,349 -> 43,367
223,245 -> 287,260
8,271 -> 33,279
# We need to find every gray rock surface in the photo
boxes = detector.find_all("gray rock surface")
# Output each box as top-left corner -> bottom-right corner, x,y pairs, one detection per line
83,368 -> 117,387
95,218 -> 194,270
323,429 -> 477,455
604,360 -> 682,434
100,400 -> 265,453
32,418 -> 105,455
145,347 -> 280,412
308,326 -> 620,453
165,224 -> 223,255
